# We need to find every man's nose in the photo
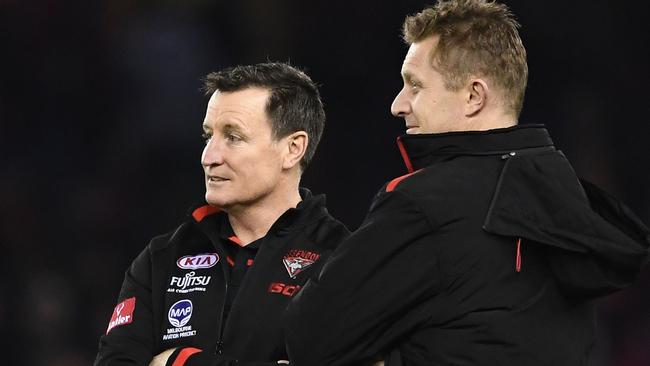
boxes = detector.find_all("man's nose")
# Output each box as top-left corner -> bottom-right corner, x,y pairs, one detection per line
201,138 -> 225,167
391,87 -> 411,117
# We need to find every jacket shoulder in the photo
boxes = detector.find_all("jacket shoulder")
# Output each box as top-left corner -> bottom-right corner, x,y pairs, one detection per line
307,213 -> 351,251
147,218 -> 206,254
381,158 -> 502,225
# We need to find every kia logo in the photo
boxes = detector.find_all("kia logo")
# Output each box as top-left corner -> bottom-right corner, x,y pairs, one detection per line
176,253 -> 219,270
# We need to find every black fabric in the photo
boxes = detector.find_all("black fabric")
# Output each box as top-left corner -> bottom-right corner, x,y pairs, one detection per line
285,125 -> 650,366
483,152 -> 650,297
223,239 -> 258,324
398,124 -> 553,169
94,189 -> 349,366
216,216 -> 262,325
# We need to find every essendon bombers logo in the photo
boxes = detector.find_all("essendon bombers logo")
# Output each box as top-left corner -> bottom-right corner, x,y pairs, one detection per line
282,249 -> 320,278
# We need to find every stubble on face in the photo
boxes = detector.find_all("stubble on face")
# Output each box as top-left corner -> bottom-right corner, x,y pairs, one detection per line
200,88 -> 286,211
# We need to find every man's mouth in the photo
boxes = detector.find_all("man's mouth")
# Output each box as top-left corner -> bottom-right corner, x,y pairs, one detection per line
207,176 -> 229,183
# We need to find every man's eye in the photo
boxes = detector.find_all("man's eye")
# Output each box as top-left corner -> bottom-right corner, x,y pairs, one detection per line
201,132 -> 212,143
226,133 -> 242,142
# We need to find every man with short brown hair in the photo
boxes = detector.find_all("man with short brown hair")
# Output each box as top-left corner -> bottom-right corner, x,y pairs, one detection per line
285,1 -> 649,365
94,62 -> 349,366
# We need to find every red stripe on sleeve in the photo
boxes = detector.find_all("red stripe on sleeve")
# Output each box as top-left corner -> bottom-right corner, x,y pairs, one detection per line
515,238 -> 522,273
171,347 -> 202,366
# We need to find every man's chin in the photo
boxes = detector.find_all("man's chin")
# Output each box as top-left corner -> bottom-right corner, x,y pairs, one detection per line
205,194 -> 231,209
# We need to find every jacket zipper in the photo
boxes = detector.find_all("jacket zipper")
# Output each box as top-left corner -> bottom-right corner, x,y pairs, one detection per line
215,246 -> 231,355
215,282 -> 227,354
496,151 -> 523,273
215,236 -> 240,355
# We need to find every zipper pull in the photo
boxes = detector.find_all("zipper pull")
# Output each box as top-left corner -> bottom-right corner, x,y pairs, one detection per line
501,151 -> 517,160
216,340 -> 224,354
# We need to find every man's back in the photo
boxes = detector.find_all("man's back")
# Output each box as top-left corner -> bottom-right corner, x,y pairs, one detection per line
382,126 -> 597,364
285,126 -> 649,365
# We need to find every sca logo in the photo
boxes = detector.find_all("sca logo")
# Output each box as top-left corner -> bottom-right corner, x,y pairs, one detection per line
168,299 -> 193,327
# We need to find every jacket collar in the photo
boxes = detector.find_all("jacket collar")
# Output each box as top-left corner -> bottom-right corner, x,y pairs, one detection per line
271,187 -> 330,235
189,187 -> 329,237
396,124 -> 554,172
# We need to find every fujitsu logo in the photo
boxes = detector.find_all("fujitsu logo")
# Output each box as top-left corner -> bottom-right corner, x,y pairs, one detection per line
106,297 -> 136,334
170,271 -> 211,290
176,253 -> 219,270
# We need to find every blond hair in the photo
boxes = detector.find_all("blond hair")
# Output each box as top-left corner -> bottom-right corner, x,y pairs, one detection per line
403,0 -> 528,117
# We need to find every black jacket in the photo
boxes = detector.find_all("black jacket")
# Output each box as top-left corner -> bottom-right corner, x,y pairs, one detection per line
285,125 -> 650,366
95,190 -> 349,366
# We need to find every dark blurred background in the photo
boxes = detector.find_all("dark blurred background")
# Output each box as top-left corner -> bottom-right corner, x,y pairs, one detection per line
1,0 -> 648,365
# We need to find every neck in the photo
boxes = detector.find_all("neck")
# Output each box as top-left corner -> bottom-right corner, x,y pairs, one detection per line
226,179 -> 302,246
466,108 -> 517,131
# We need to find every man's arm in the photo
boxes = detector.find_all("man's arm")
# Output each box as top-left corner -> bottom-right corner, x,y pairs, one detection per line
94,247 -> 156,366
284,189 -> 440,366
148,348 -> 289,366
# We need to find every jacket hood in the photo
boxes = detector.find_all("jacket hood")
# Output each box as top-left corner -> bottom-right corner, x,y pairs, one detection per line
483,149 -> 650,297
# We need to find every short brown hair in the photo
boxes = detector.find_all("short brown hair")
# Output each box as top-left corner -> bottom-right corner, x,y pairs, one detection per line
403,0 -> 528,117
204,62 -> 325,172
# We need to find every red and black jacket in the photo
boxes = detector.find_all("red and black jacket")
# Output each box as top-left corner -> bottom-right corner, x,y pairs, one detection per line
285,125 -> 649,366
94,189 -> 349,366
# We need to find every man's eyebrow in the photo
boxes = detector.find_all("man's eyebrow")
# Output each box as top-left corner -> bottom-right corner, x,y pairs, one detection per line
202,122 -> 247,133
222,123 -> 246,133
401,71 -> 415,83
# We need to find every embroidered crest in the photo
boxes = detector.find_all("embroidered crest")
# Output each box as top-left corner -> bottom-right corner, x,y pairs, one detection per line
282,249 -> 320,278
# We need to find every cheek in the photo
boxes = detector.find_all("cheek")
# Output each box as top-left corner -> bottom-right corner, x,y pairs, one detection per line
413,95 -> 437,119
239,148 -> 282,178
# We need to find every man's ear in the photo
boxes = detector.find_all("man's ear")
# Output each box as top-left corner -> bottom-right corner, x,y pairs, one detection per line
465,78 -> 489,117
282,131 -> 308,170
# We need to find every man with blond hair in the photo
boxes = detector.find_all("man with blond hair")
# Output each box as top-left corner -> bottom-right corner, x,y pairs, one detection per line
285,1 -> 649,365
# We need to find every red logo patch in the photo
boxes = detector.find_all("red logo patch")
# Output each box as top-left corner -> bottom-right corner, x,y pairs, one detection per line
268,282 -> 302,297
282,249 -> 320,278
106,297 -> 136,334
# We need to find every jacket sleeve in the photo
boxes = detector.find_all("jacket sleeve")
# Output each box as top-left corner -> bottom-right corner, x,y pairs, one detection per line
94,246 -> 156,366
168,348 -> 284,366
284,189 -> 440,366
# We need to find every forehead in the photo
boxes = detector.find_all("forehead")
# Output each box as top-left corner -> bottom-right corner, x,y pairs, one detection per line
401,35 -> 439,76
204,87 -> 270,127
